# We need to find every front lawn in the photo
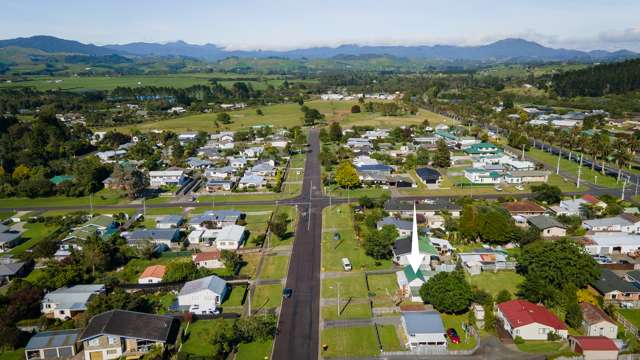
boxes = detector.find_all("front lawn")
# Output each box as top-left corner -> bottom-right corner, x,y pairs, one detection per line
236,339 -> 272,360
378,325 -> 405,351
441,312 -> 477,350
466,271 -> 524,297
321,205 -> 392,272
251,284 -> 283,310
259,255 -> 289,280
367,273 -> 400,307
224,285 -> 247,307
10,222 -> 60,255
269,206 -> 297,247
238,252 -> 261,278
180,320 -> 230,356
0,349 -> 24,360
322,274 -> 369,299
516,340 -> 568,355
321,303 -> 372,320
320,326 -> 380,358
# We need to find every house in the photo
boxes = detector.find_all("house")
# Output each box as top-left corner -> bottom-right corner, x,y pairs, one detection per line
463,142 -> 501,155
198,147 -> 223,160
0,225 -> 23,251
124,228 -> 180,248
243,146 -> 264,158
504,170 -> 550,184
178,275 -> 229,312
497,299 -> 568,340
346,138 -> 372,149
457,249 -> 513,275
582,233 -> 640,255
356,164 -> 393,175
188,210 -> 241,230
590,269 -> 640,307
155,215 -> 183,229
186,157 -> 212,169
378,217 -> 412,237
178,132 -> 198,144
583,214 -> 640,233
215,225 -> 246,249
0,256 -> 28,283
415,167 -> 442,185
393,236 -> 438,270
79,310 -> 179,360
401,311 -> 447,350
583,194 -> 608,209
396,265 -> 430,302
502,201 -> 546,218
229,158 -> 247,169
24,329 -> 81,360
363,129 -> 389,140
238,174 -> 266,189
204,166 -> 235,180
138,265 -> 166,284
384,199 -> 462,219
527,215 -> 567,237
269,137 -> 289,148
148,170 -> 188,188
95,150 -> 126,163
168,106 -> 186,114
42,284 -> 106,320
579,302 -> 618,339
248,161 -> 277,177
63,215 -> 117,242
205,179 -> 235,192
464,168 -> 503,184
352,155 -> 379,167
552,198 -> 589,217
192,251 -> 223,269
50,175 -> 74,186
568,336 -> 619,360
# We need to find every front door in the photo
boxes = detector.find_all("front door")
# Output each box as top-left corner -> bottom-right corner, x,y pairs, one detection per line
90,351 -> 103,360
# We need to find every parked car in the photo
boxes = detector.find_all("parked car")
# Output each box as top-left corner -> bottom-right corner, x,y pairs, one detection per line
341,257 -> 352,272
446,328 -> 460,344
283,288 -> 293,298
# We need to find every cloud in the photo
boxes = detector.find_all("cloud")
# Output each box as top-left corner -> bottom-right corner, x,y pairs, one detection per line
599,27 -> 640,43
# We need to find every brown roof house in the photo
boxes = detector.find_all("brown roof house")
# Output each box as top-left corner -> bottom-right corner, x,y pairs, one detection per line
502,200 -> 546,218
79,310 -> 179,360
579,302 -> 618,339
192,251 -> 224,269
138,265 -> 166,284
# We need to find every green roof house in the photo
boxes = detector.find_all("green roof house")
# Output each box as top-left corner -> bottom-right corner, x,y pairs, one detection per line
50,175 -> 74,185
463,142 -> 501,155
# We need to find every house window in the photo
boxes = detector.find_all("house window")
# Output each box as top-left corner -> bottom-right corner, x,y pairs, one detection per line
108,336 -> 117,345
88,338 -> 100,347
106,349 -> 118,355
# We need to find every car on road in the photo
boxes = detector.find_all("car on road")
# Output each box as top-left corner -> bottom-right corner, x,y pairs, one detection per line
619,259 -> 631,265
446,328 -> 460,344
283,288 -> 293,298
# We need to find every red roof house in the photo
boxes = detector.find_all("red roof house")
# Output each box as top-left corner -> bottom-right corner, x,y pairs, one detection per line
192,250 -> 223,269
497,299 -> 568,340
582,194 -> 607,208
501,201 -> 546,217
138,265 -> 166,284
569,336 -> 619,359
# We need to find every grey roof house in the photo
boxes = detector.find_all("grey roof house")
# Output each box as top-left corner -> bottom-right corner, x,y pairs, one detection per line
527,215 -> 567,238
178,275 -> 229,310
42,284 -> 106,321
25,329 -> 81,360
401,311 -> 447,350
0,256 -> 28,283
124,229 -> 180,248
155,215 -> 183,229
188,210 -> 242,230
377,217 -> 412,237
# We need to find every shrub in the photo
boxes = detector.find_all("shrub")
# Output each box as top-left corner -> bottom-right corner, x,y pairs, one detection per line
514,336 -> 524,344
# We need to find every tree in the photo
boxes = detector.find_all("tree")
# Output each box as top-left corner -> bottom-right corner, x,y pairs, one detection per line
256,109 -> 264,116
163,261 -> 198,282
363,225 -> 398,259
495,289 -> 512,304
565,301 -> 583,328
518,239 -> 601,305
530,184 -> 562,204
220,250 -> 242,273
416,148 -> 430,165
113,163 -> 147,199
459,204 -> 520,244
334,161 -> 360,188
12,164 -> 30,181
350,105 -> 361,113
432,139 -> 451,168
419,271 -> 473,313
301,107 -> 324,126
329,122 -> 343,142
86,289 -> 152,318
217,112 -> 232,124
270,212 -> 290,239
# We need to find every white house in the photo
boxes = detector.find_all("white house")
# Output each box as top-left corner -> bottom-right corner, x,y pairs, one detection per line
497,299 -> 568,340
148,170 -> 187,188
401,311 -> 447,350
396,266 -> 429,302
580,302 -> 618,339
229,158 -> 247,169
168,107 -> 186,114
42,284 -> 106,320
178,275 -> 228,312
243,146 -> 264,158
238,174 -> 266,189
192,251 -> 224,269
583,214 -> 640,233
583,233 -> 640,255
215,225 -> 246,249
138,265 -> 166,284
95,150 -> 126,163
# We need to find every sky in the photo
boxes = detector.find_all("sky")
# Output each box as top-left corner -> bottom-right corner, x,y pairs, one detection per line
2,0 -> 640,51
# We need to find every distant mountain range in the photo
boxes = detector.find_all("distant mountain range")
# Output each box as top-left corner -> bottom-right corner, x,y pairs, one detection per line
0,35 -> 637,63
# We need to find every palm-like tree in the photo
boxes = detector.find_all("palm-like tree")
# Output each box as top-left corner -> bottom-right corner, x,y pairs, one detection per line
612,139 -> 632,182
598,132 -> 612,175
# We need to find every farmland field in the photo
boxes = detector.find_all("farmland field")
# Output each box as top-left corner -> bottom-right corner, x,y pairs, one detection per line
99,100 -> 454,133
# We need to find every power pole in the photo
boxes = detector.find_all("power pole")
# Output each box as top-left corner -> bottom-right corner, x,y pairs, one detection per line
635,175 -> 639,198
577,154 -> 583,188
521,144 -> 525,160
556,150 -> 561,175
89,193 -> 94,216
622,176 -> 629,201
337,283 -> 341,318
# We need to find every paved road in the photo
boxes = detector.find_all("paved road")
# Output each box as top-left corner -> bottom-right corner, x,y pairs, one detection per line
272,128 -> 324,360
